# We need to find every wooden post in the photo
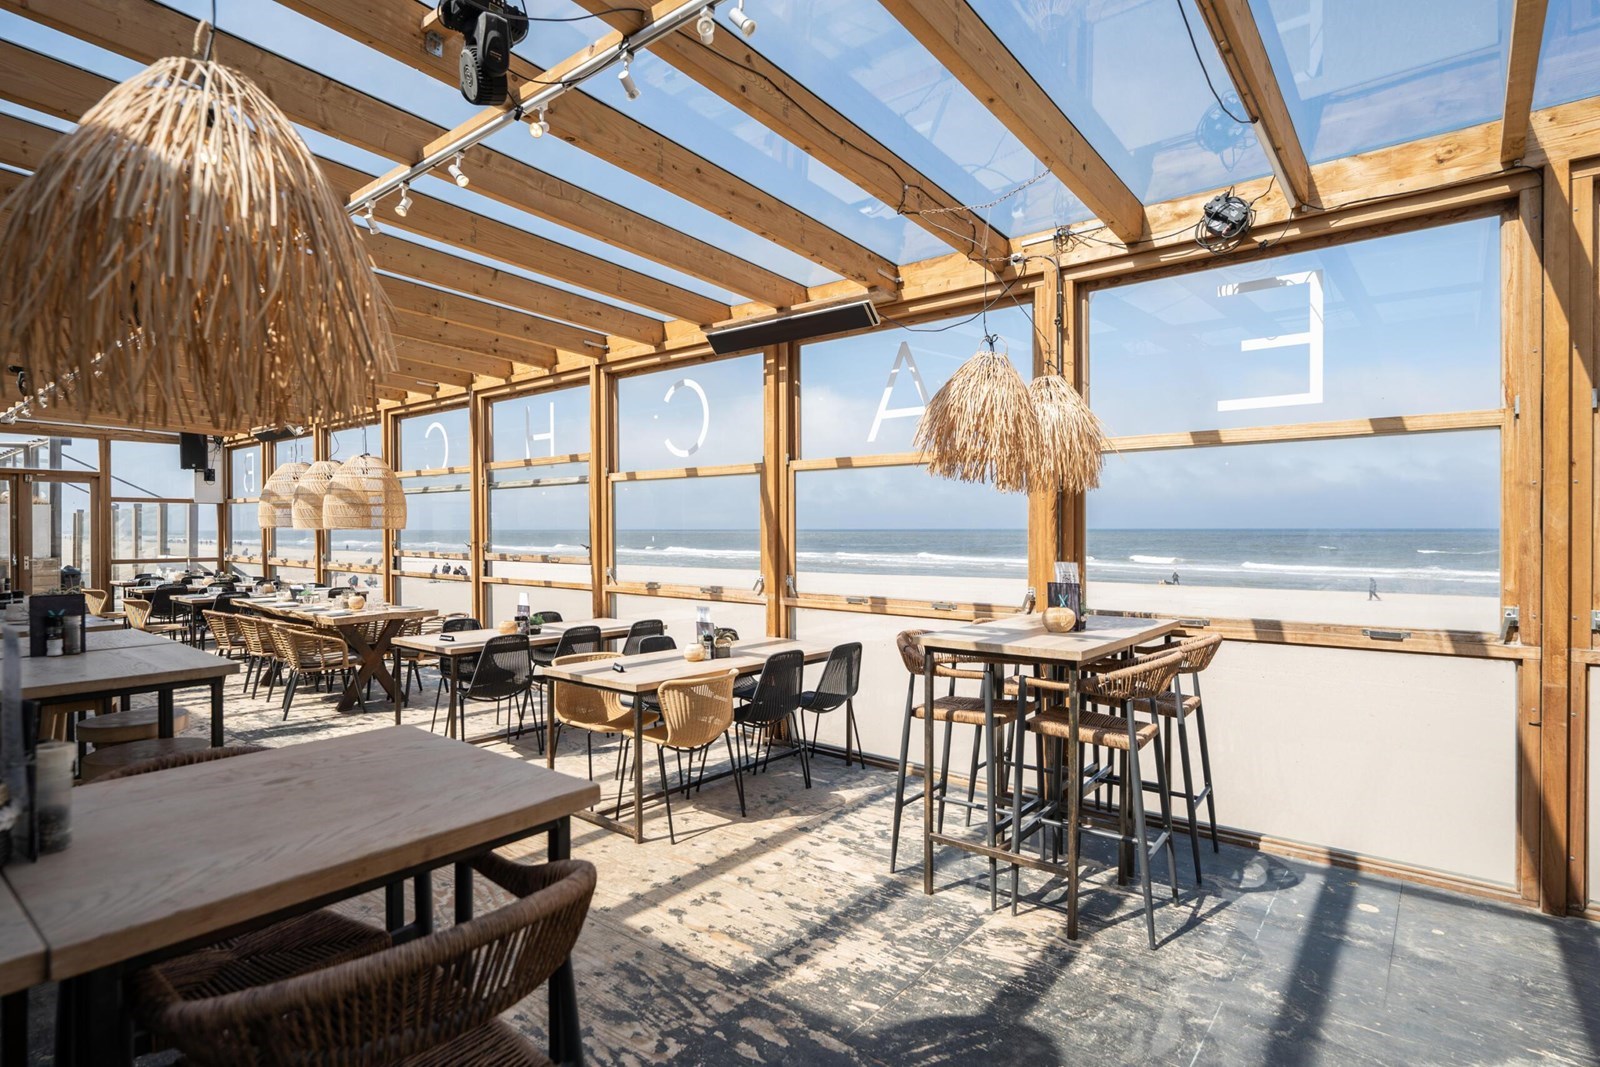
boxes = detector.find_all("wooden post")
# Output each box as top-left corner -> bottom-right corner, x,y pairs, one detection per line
381,408 -> 398,604
589,364 -> 612,621
470,390 -> 489,623
760,344 -> 795,638
1028,270 -> 1085,600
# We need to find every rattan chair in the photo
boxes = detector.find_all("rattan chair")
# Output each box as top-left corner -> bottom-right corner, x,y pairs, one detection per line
81,587 -> 125,625
640,668 -> 744,844
546,651 -> 636,783
1018,652 -> 1185,948
124,597 -> 186,640
459,633 -> 535,742
132,855 -> 598,1067
232,615 -> 281,697
733,649 -> 808,788
618,635 -> 676,723
797,642 -> 863,766
270,622 -> 354,719
202,610 -> 247,662
887,629 -> 1020,875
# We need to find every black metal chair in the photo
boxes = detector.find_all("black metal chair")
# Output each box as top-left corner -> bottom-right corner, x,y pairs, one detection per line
146,583 -> 187,624
620,634 -> 677,721
620,618 -> 664,655
431,616 -> 483,725
528,611 -> 567,668
531,624 -> 602,748
798,642 -> 863,766
734,649 -> 809,788
461,634 -> 536,743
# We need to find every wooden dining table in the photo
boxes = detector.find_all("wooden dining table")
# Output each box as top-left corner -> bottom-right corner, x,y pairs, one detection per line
390,618 -> 634,740
244,601 -> 437,715
917,613 -> 1178,936
0,884 -> 45,1067
5,727 -> 600,1066
541,639 -> 830,842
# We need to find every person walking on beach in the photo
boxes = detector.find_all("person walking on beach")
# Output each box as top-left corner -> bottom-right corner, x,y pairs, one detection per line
1368,577 -> 1381,601
1170,570 -> 1180,586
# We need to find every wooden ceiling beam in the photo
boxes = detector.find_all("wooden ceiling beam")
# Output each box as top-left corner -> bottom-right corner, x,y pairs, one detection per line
879,0 -> 1144,243
364,239 -> 665,345
380,276 -> 606,358
389,309 -> 552,371
392,337 -> 518,382
0,31 -> 732,327
0,0 -> 799,313
279,0 -> 901,294
1501,0 -> 1551,163
1192,0 -> 1313,210
394,357 -> 472,390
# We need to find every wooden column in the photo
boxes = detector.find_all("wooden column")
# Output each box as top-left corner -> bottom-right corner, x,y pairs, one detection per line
760,344 -> 796,638
96,437 -> 112,590
469,390 -> 490,622
589,364 -> 613,621
381,408 -> 398,604
1027,270 -> 1086,597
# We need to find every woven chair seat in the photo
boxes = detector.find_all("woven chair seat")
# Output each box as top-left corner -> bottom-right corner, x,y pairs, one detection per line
913,695 -> 1018,727
1148,691 -> 1201,717
1030,709 -> 1157,750
76,708 -> 191,746
400,1018 -> 551,1067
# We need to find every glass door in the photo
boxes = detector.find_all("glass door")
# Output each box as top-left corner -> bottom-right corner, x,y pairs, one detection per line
20,474 -> 94,593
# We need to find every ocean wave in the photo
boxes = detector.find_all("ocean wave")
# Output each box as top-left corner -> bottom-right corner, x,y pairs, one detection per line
1416,549 -> 1498,555
1240,560 -> 1497,581
1129,555 -> 1180,565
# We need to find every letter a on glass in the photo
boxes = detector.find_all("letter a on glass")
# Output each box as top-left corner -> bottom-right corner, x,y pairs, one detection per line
868,341 -> 931,443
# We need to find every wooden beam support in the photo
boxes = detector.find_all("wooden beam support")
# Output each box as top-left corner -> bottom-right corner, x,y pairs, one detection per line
566,0 -> 1012,268
389,311 -> 551,371
380,276 -> 606,358
878,0 -> 1144,243
0,0 -> 798,313
394,357 -> 473,390
390,337 -> 517,382
277,0 -> 899,294
1501,0 -> 1551,163
0,112 -> 56,170
1193,0 -> 1313,210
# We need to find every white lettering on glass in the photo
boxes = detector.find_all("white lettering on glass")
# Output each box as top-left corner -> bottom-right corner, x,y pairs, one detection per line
1215,269 -> 1324,413
868,341 -> 930,443
241,451 -> 257,496
425,421 -> 449,469
524,401 -> 556,459
662,378 -> 709,459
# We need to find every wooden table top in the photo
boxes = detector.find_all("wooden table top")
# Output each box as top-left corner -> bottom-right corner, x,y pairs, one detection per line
249,602 -> 439,629
391,618 -> 633,657
12,628 -> 169,655
0,882 -> 45,996
540,638 -> 830,695
5,617 -> 126,639
13,638 -> 238,700
5,727 -> 601,980
918,614 -> 1179,664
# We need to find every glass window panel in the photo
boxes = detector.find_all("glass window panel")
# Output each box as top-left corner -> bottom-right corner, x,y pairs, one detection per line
0,433 -> 97,471
330,422 -> 380,464
1534,0 -> 1600,109
327,569 -> 382,593
399,408 -> 469,471
1250,0 -> 1512,163
1086,431 -> 1501,630
801,305 -> 1033,458
272,566 -> 318,587
273,527 -> 315,562
110,441 -> 194,499
488,585 -> 593,626
613,593 -> 767,648
196,505 -> 219,564
617,355 -> 762,471
614,476 -> 759,587
399,473 -> 471,557
230,445 -> 262,498
228,504 -> 264,561
488,464 -> 589,586
272,435 -> 313,471
1088,220 -> 1502,438
326,529 -> 385,572
396,576 -> 471,616
491,386 -> 590,463
741,1 -> 1086,235
795,466 -> 1027,605
977,0 -> 1272,204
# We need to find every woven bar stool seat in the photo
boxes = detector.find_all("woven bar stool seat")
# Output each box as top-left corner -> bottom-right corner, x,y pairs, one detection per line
76,707 -> 190,746
1031,708 -> 1157,750
915,693 -> 1020,727
1147,691 -> 1202,717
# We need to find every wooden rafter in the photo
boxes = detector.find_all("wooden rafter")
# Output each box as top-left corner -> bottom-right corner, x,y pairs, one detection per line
1501,0 -> 1551,163
380,276 -> 606,358
1192,0 -> 1313,210
388,309 -> 554,369
277,0 -> 902,294
878,0 -> 1145,243
0,0 -> 801,313
566,0 -> 1013,268
391,337 -> 517,382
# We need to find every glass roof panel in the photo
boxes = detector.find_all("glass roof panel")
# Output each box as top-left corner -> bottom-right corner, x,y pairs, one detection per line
516,0 -> 948,264
731,0 -> 1088,238
976,0 -> 1272,205
1249,0 -> 1513,164
1534,0 -> 1600,110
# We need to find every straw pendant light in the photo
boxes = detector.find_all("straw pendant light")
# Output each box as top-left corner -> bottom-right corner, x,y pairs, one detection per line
323,454 -> 407,530
1028,373 -> 1106,494
0,23 -> 395,432
258,460 -> 307,529
914,336 -> 1041,494
291,460 -> 341,530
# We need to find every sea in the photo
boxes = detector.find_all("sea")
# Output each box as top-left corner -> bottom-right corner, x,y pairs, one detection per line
295,528 -> 1500,599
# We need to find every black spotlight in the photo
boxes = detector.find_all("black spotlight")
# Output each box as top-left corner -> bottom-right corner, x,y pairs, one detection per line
436,0 -> 530,106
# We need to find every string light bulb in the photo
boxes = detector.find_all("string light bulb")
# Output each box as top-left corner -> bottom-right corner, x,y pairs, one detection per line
529,106 -> 549,138
695,7 -> 715,44
729,1 -> 756,37
393,183 -> 412,218
618,53 -> 640,100
446,153 -> 469,188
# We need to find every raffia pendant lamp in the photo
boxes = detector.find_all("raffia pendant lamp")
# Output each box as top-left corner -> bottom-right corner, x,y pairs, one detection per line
258,461 -> 307,529
322,455 -> 407,530
0,39 -> 395,432
291,460 -> 341,530
914,341 -> 1041,494
1028,374 -> 1107,494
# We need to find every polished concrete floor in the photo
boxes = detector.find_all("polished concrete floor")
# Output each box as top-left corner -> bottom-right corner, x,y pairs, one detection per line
32,652 -> 1600,1065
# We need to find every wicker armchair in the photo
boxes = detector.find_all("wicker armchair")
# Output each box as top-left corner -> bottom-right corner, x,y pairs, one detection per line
270,623 -> 353,720
81,587 -> 125,624
202,610 -> 247,661
232,615 -> 278,697
639,668 -> 743,844
124,597 -> 186,639
546,652 -> 634,783
132,855 -> 598,1067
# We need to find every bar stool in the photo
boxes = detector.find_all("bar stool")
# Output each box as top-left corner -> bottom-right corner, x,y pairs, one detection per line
888,629 -> 1019,875
1015,652 -> 1184,949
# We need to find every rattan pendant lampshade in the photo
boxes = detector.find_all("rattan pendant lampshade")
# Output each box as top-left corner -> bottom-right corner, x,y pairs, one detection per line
258,460 -> 307,529
914,341 -> 1041,494
291,460 -> 341,530
1028,374 -> 1107,494
0,42 -> 395,432
322,455 -> 407,530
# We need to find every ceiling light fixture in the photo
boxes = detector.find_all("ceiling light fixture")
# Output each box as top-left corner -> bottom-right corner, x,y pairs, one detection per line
394,182 -> 412,218
729,1 -> 756,37
618,52 -> 640,100
363,201 -> 382,236
695,7 -> 716,44
528,105 -> 549,138
446,153 -> 469,187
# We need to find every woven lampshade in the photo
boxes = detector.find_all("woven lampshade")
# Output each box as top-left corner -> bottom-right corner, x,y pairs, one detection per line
322,454 -> 407,530
258,461 -> 307,529
0,52 -> 394,432
1028,374 -> 1107,494
291,460 -> 340,530
914,346 -> 1041,494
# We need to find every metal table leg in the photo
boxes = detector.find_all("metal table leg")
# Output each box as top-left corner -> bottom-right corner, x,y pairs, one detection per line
2,989 -> 26,1067
448,655 -> 461,740
546,816 -> 581,1066
922,649 -> 935,894
156,688 -> 174,739
1066,664 -> 1081,940
209,679 -> 224,747
983,662 -> 998,911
